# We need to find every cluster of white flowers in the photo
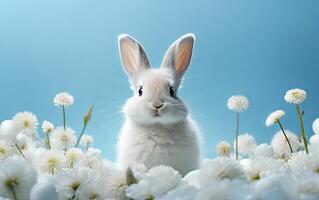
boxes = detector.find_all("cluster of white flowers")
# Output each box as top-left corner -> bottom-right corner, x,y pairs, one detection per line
1,89 -> 319,200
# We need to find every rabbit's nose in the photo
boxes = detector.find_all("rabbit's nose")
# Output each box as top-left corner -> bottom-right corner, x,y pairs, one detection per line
153,104 -> 164,109
150,101 -> 165,110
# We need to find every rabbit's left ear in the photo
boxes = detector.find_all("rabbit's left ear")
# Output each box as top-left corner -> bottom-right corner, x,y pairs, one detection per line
161,33 -> 195,87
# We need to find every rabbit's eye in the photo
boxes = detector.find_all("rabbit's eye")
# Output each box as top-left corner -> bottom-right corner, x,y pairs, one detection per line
169,86 -> 175,97
138,86 -> 143,96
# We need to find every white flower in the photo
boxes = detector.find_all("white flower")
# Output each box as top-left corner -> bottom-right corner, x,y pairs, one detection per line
66,148 -> 83,166
254,143 -> 274,158
53,92 -> 74,107
76,178 -> 107,200
157,184 -> 198,200
36,149 -> 66,174
244,158 -> 283,181
236,133 -> 257,155
78,148 -> 104,170
12,111 -> 38,133
310,134 -> 319,148
55,167 -> 96,200
42,120 -> 54,134
198,157 -> 244,186
312,118 -> 319,135
0,156 -> 37,200
126,165 -> 182,199
0,140 -> 14,159
15,133 -> 35,154
216,141 -> 232,157
30,174 -> 58,200
284,88 -> 307,104
265,110 -> 285,127
51,127 -> 77,150
271,130 -> 300,159
80,134 -> 94,148
292,172 -> 319,198
0,120 -> 19,142
104,168 -> 128,200
227,95 -> 249,113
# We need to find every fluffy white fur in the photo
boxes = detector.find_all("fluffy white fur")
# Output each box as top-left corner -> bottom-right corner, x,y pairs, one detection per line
117,33 -> 202,176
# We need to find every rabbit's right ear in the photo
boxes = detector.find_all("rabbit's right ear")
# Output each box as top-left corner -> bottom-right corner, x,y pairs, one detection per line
118,34 -> 150,85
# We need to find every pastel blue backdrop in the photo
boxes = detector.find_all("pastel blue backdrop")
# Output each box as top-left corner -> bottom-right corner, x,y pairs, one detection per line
0,0 -> 318,160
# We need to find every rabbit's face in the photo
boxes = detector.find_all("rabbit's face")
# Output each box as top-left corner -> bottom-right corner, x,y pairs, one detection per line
123,69 -> 188,125
118,33 -> 195,125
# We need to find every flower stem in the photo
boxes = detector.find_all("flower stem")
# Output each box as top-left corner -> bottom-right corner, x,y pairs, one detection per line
296,104 -> 308,153
75,123 -> 87,148
46,134 -> 51,149
235,113 -> 239,160
10,186 -> 18,200
62,105 -> 66,130
86,143 -> 89,151
277,121 -> 293,154
15,144 -> 25,158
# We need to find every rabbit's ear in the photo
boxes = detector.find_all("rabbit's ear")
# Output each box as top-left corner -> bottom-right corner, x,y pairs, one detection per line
161,33 -> 195,87
118,34 -> 150,84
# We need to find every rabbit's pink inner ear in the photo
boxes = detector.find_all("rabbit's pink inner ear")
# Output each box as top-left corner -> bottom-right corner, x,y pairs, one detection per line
174,36 -> 194,76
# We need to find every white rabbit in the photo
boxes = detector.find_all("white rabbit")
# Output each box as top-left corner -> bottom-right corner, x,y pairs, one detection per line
117,33 -> 202,176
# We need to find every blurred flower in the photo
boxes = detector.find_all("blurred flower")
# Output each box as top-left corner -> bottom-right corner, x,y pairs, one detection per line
312,118 -> 319,135
265,110 -> 285,127
12,111 -> 38,133
271,130 -> 300,159
310,134 -> 319,148
0,140 -> 14,160
0,156 -> 36,200
244,158 -> 283,181
157,184 -> 198,200
254,144 -> 274,158
0,120 -> 19,142
51,127 -> 77,150
66,148 -> 83,168
76,178 -> 107,200
237,133 -> 257,156
103,168 -> 129,200
227,95 -> 249,113
198,158 -> 244,186
79,134 -> 94,149
42,121 -> 54,134
216,141 -> 232,157
36,149 -> 66,174
126,165 -> 182,199
284,88 -> 307,104
53,92 -> 74,107
30,174 -> 58,200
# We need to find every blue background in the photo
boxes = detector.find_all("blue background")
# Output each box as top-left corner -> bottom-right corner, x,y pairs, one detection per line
0,0 -> 318,160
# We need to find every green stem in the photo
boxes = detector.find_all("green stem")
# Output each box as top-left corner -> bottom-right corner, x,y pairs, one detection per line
15,144 -> 25,158
62,105 -> 66,130
85,143 -> 89,151
46,134 -> 51,149
75,123 -> 87,148
296,104 -> 309,153
277,121 -> 293,154
11,186 -> 18,200
236,113 -> 239,160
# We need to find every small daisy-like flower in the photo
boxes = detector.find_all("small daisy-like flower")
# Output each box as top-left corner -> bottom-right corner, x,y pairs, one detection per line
103,168 -> 128,200
0,156 -> 37,199
265,110 -> 285,127
12,111 -> 38,132
0,140 -> 14,159
42,120 -> 54,134
254,143 -> 274,158
236,133 -> 257,156
227,95 -> 249,113
312,118 -> 319,135
284,88 -> 307,104
66,148 -> 83,167
216,141 -> 232,157
198,157 -> 244,186
51,127 -> 77,150
126,165 -> 182,199
36,149 -> 67,174
271,130 -> 300,159
53,92 -> 74,107
80,134 -> 94,148
244,158 -> 283,181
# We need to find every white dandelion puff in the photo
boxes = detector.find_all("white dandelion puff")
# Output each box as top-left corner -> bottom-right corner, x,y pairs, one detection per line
312,118 -> 319,135
284,88 -> 307,104
265,110 -> 285,127
51,127 -> 77,150
12,111 -> 38,133
254,143 -> 274,158
36,149 -> 67,174
271,130 -> 300,159
236,133 -> 257,156
42,121 -> 54,134
216,141 -> 232,157
227,95 -> 249,113
53,92 -> 74,107
79,134 -> 94,149
66,148 -> 83,167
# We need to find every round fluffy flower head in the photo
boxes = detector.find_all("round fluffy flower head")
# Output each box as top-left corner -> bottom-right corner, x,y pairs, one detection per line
271,130 -> 300,159
236,133 -> 257,155
216,141 -> 232,157
312,118 -> 319,135
80,134 -> 94,147
227,95 -> 249,113
0,140 -> 14,159
42,120 -> 54,134
284,88 -> 307,104
0,156 -> 37,199
36,149 -> 67,174
254,143 -> 274,158
12,111 -> 38,132
66,148 -> 83,163
265,110 -> 285,127
51,127 -> 77,150
53,92 -> 74,107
